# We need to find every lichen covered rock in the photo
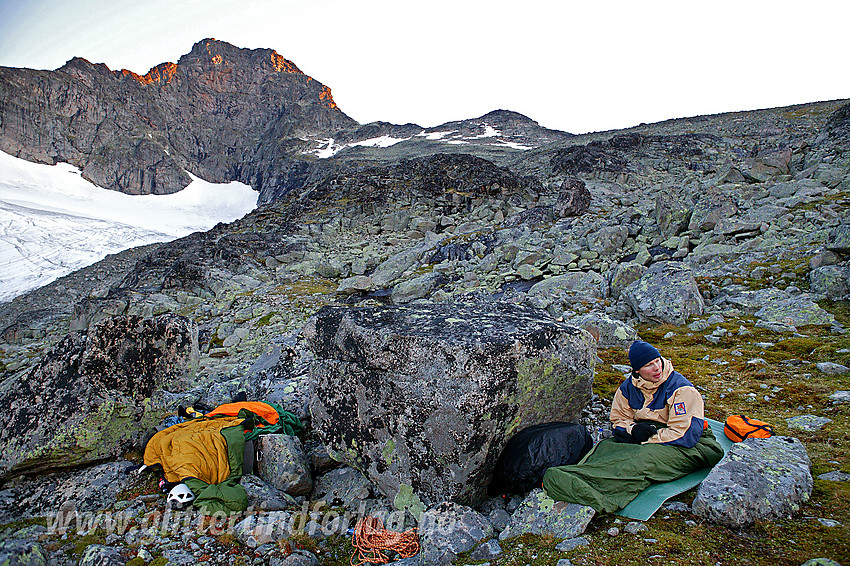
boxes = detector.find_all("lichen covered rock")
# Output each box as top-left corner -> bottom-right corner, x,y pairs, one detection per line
257,434 -> 313,496
419,501 -> 494,565
0,313 -> 198,479
304,300 -> 595,509
809,265 -> 850,300
498,488 -> 594,541
692,436 -> 813,527
622,262 -> 704,325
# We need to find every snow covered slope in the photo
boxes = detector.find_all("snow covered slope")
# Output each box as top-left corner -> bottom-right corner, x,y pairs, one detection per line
0,151 -> 258,303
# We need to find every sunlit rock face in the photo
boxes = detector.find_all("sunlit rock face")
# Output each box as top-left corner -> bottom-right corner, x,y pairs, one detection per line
0,39 -> 356,195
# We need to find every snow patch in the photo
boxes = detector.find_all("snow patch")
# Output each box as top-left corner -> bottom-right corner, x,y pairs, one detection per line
310,135 -> 411,158
495,140 -> 533,150
0,151 -> 258,302
351,135 -> 411,149
471,124 -> 501,139
416,130 -> 457,140
313,138 -> 337,159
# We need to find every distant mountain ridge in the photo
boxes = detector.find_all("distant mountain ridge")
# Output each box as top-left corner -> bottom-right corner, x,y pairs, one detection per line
0,39 -> 571,197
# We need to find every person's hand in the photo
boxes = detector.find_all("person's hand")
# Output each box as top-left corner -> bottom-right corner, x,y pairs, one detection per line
631,422 -> 657,443
613,428 -> 633,443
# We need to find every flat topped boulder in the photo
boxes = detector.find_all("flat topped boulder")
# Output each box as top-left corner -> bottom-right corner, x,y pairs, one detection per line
304,300 -> 596,513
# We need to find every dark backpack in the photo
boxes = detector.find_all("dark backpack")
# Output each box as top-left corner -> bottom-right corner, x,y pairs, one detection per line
488,422 -> 592,496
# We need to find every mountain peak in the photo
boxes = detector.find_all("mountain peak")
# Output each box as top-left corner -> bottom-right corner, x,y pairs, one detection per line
479,109 -> 539,124
1,39 -> 356,195
184,38 -> 304,75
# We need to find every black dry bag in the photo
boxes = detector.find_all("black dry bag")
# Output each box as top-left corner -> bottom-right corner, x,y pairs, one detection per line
489,422 -> 592,496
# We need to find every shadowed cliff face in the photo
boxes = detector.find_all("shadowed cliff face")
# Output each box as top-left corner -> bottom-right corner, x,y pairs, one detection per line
0,39 -> 356,195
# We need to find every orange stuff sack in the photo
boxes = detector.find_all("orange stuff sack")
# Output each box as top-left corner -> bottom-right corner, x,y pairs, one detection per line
724,414 -> 774,442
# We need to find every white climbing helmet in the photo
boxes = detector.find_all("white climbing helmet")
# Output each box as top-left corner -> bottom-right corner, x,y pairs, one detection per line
167,483 -> 195,508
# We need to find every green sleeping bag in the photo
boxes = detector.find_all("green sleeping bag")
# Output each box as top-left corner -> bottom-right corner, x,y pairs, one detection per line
542,424 -> 724,514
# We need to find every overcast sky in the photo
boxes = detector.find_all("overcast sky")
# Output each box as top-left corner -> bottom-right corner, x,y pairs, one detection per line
0,0 -> 846,134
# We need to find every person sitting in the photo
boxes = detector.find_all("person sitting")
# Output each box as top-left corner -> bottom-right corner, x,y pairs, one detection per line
611,340 -> 709,448
542,340 -> 724,513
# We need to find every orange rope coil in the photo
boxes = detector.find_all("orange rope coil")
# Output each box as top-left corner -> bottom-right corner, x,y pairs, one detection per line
351,515 -> 420,566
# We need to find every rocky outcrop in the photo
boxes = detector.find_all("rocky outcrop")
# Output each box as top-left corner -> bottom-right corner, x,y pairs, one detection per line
0,39 -> 355,195
0,313 -> 198,478
304,300 -> 595,510
550,133 -> 721,177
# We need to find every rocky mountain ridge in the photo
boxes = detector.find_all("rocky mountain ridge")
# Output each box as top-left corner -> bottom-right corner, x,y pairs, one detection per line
0,39 -> 568,200
0,40 -> 848,566
0,38 -> 354,195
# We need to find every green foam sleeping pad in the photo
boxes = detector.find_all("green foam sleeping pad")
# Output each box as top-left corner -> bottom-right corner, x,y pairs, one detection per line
615,418 -> 732,521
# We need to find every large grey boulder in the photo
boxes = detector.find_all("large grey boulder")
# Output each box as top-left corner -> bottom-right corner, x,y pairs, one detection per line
304,301 -> 595,512
0,314 -> 198,479
391,272 -> 444,304
688,188 -> 738,233
749,293 -> 835,327
768,178 -> 822,199
692,436 -> 812,527
586,225 -> 629,255
368,235 -> 442,290
622,262 -> 704,325
554,178 -> 592,217
527,271 -> 608,314
654,190 -> 692,237
608,262 -> 646,299
686,243 -> 744,266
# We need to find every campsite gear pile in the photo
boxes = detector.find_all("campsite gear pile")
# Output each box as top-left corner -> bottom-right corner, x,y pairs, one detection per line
141,399 -> 303,514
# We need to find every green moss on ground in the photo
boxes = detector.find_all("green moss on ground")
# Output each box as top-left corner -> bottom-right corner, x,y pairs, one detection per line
467,297 -> 848,566
566,299 -> 850,566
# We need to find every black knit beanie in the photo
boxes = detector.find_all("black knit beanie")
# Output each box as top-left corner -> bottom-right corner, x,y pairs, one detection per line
628,340 -> 661,371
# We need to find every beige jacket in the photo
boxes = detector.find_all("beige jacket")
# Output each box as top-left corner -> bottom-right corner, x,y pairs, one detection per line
610,357 -> 706,447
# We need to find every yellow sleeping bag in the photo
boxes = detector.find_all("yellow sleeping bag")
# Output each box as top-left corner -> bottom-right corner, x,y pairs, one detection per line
144,416 -> 243,485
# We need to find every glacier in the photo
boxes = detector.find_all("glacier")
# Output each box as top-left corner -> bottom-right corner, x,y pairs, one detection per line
0,151 -> 258,303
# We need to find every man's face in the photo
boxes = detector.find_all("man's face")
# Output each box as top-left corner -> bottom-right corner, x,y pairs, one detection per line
637,357 -> 663,382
